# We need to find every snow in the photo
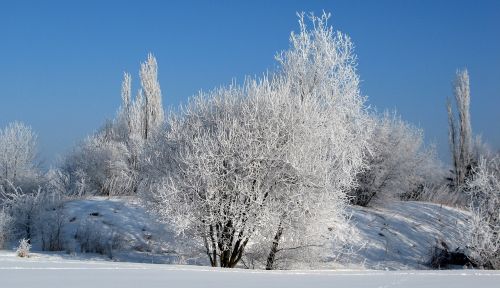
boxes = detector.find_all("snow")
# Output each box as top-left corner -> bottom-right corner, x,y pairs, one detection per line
0,251 -> 499,288
344,201 -> 470,269
60,197 -> 203,265
1,198 -> 498,287
15,197 -> 472,269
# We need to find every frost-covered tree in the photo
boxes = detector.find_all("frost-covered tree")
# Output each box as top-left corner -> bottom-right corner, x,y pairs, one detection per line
465,156 -> 500,269
141,12 -> 369,269
62,132 -> 134,196
349,112 -> 442,206
62,54 -> 164,196
0,122 -> 38,191
139,54 -> 164,140
448,69 -> 474,190
0,185 -> 42,242
0,122 -> 60,247
0,208 -> 11,248
117,53 -> 164,141
261,12 -> 369,269
142,82 -> 290,268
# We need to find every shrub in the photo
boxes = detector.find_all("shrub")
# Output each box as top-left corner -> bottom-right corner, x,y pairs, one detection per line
465,156 -> 500,269
350,112 -> 442,206
75,218 -> 123,258
16,238 -> 31,258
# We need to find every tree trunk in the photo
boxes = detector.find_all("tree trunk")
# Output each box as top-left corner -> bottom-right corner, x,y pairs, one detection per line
266,222 -> 284,270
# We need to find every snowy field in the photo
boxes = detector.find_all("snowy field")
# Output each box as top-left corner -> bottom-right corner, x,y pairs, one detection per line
0,252 -> 499,288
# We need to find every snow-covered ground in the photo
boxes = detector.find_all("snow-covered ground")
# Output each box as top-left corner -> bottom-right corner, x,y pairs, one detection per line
53,198 -> 472,269
2,197 -> 495,287
0,251 -> 498,288
61,197 -> 188,264
6,197 -> 472,269
344,201 -> 470,269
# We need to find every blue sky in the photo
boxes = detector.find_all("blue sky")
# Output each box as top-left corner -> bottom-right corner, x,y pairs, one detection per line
1,0 -> 499,166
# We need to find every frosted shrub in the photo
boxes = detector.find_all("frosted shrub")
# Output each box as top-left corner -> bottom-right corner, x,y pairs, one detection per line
1,182 -> 66,251
75,218 -> 122,258
350,112 -> 442,206
465,156 -> 500,269
1,185 -> 42,241
38,190 -> 66,251
16,238 -> 31,258
63,134 -> 134,196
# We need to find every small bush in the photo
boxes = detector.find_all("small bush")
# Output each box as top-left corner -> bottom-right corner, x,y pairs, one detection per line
39,208 -> 66,251
429,241 -> 473,269
1,184 -> 66,250
16,238 -> 31,258
75,218 -> 123,258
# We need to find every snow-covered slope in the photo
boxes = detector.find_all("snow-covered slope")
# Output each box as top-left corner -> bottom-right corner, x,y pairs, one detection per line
7,197 -> 471,270
345,202 -> 470,269
60,197 -> 204,265
0,251 -> 498,288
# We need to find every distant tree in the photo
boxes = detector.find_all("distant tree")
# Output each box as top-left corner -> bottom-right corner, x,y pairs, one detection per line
62,133 -> 133,196
117,53 -> 164,141
0,122 -> 61,247
349,112 -> 442,206
447,69 -> 474,190
0,208 -> 11,248
0,122 -> 38,191
139,53 -> 164,140
62,54 -> 164,196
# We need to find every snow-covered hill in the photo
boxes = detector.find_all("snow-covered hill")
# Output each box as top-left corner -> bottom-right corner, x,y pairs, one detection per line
1,197 -> 491,287
2,197 -> 472,270
60,197 -> 204,265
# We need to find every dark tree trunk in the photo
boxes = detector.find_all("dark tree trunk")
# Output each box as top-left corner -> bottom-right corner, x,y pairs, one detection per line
266,222 -> 284,270
26,213 -> 32,244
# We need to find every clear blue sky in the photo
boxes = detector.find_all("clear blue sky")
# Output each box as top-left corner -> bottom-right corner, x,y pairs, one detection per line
1,0 -> 499,166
